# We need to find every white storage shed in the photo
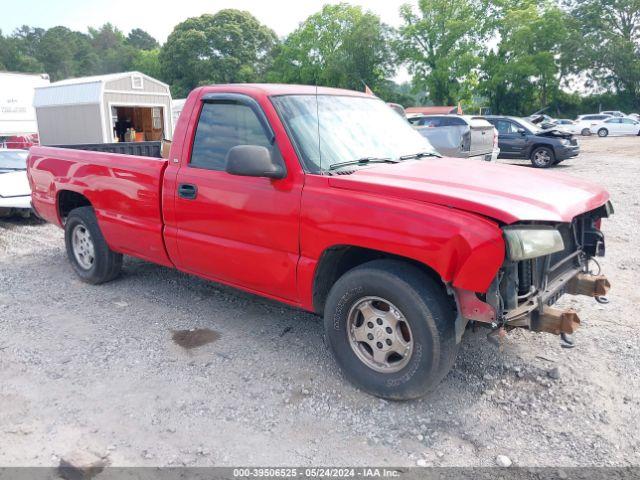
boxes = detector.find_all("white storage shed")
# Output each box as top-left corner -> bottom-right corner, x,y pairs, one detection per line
33,71 -> 173,145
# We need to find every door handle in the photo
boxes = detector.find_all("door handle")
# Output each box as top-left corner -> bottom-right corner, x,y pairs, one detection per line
178,183 -> 198,200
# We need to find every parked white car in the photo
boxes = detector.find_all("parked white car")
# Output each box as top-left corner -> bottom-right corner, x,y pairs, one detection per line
600,110 -> 626,117
572,114 -> 613,136
0,149 -> 31,217
591,117 -> 640,137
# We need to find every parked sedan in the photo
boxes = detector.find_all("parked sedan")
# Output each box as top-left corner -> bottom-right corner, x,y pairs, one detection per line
0,149 -> 32,217
484,116 -> 579,168
591,117 -> 640,137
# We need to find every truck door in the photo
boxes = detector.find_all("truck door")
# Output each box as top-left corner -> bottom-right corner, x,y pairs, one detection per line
172,95 -> 302,302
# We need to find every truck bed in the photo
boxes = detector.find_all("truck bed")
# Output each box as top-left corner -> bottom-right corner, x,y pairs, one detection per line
27,145 -> 172,266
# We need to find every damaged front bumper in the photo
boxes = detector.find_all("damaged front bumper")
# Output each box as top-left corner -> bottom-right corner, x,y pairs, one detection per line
504,269 -> 611,334
453,268 -> 611,341
452,203 -> 612,342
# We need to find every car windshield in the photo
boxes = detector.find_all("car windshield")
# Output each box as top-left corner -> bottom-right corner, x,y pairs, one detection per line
517,118 -> 544,133
271,95 -> 438,173
0,150 -> 28,171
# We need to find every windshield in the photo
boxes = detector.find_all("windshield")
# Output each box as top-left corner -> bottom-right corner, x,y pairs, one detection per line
271,95 -> 437,173
518,118 -> 544,133
0,150 -> 28,171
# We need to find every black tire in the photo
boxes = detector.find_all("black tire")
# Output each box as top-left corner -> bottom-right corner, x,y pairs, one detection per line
598,128 -> 609,137
323,259 -> 458,400
64,206 -> 122,284
530,146 -> 556,168
581,128 -> 591,136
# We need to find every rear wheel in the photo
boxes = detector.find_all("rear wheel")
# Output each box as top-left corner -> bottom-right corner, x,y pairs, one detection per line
64,206 -> 122,284
323,259 -> 458,400
530,146 -> 555,168
598,128 -> 609,137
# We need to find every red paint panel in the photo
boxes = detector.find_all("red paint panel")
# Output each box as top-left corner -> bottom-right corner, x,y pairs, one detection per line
28,146 -> 172,267
297,175 -> 506,309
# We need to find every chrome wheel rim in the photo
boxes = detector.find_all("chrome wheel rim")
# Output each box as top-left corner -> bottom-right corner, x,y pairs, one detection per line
72,224 -> 95,270
534,150 -> 551,165
346,296 -> 413,373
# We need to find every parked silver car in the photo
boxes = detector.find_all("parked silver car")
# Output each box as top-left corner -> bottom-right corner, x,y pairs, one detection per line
408,114 -> 498,161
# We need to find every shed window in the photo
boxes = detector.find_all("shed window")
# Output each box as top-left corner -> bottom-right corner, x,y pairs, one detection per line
131,75 -> 144,89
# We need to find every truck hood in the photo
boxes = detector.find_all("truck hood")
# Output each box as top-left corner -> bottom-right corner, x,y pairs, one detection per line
327,158 -> 609,224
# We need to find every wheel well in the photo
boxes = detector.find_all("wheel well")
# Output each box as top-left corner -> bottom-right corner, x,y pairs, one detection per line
312,245 -> 445,315
529,143 -> 554,158
58,190 -> 91,222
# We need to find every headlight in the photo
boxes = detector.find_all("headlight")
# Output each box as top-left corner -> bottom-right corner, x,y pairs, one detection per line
561,138 -> 571,145
503,227 -> 565,261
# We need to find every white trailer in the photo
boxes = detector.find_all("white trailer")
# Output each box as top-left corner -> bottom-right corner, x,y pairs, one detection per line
0,72 -> 50,137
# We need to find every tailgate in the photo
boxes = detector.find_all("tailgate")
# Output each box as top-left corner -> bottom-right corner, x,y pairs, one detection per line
467,120 -> 494,156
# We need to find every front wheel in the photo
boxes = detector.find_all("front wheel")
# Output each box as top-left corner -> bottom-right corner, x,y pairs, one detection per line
530,146 -> 556,168
65,206 -> 122,284
323,259 -> 458,400
581,128 -> 591,136
598,128 -> 609,137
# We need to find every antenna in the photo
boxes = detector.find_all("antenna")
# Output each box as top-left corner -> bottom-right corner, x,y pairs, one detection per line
315,82 -> 322,174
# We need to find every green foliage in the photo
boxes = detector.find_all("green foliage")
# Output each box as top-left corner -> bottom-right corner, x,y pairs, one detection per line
127,28 -> 159,51
397,0 -> 492,105
160,9 -> 278,98
479,0 -> 570,115
268,3 -> 395,94
0,2 -> 638,113
131,49 -> 162,80
564,0 -> 640,109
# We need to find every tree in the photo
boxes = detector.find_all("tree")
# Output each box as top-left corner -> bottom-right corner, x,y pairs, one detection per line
268,3 -> 396,94
160,9 -> 278,97
564,0 -> 640,107
478,0 -> 570,115
397,0 -> 491,106
35,26 -> 97,80
132,49 -> 162,79
127,28 -> 159,51
88,23 -> 138,74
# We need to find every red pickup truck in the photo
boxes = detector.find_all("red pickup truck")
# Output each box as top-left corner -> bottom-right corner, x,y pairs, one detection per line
27,84 -> 612,400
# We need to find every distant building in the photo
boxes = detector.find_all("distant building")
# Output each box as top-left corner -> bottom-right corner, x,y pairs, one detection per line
0,72 -> 50,137
405,106 -> 461,115
33,71 -> 172,145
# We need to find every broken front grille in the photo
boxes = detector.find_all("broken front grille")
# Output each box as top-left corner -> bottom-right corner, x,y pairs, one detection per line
515,221 -> 583,303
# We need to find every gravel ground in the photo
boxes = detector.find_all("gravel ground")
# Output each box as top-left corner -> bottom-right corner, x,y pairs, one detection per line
0,136 -> 639,468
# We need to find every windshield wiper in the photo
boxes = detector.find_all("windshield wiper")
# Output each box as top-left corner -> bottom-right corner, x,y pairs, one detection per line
328,157 -> 398,171
399,151 -> 440,160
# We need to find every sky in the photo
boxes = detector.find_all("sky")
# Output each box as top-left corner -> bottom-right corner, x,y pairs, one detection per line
0,0 -> 407,42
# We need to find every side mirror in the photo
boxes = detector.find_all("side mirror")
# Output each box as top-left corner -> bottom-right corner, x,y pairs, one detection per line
225,145 -> 286,179
517,128 -> 526,135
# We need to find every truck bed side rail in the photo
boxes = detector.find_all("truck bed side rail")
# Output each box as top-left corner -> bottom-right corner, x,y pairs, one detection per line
53,141 -> 162,158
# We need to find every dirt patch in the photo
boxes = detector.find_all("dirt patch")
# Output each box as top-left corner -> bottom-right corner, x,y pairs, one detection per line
171,328 -> 221,349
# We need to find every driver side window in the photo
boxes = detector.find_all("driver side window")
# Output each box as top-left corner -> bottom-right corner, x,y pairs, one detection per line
190,101 -> 272,171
